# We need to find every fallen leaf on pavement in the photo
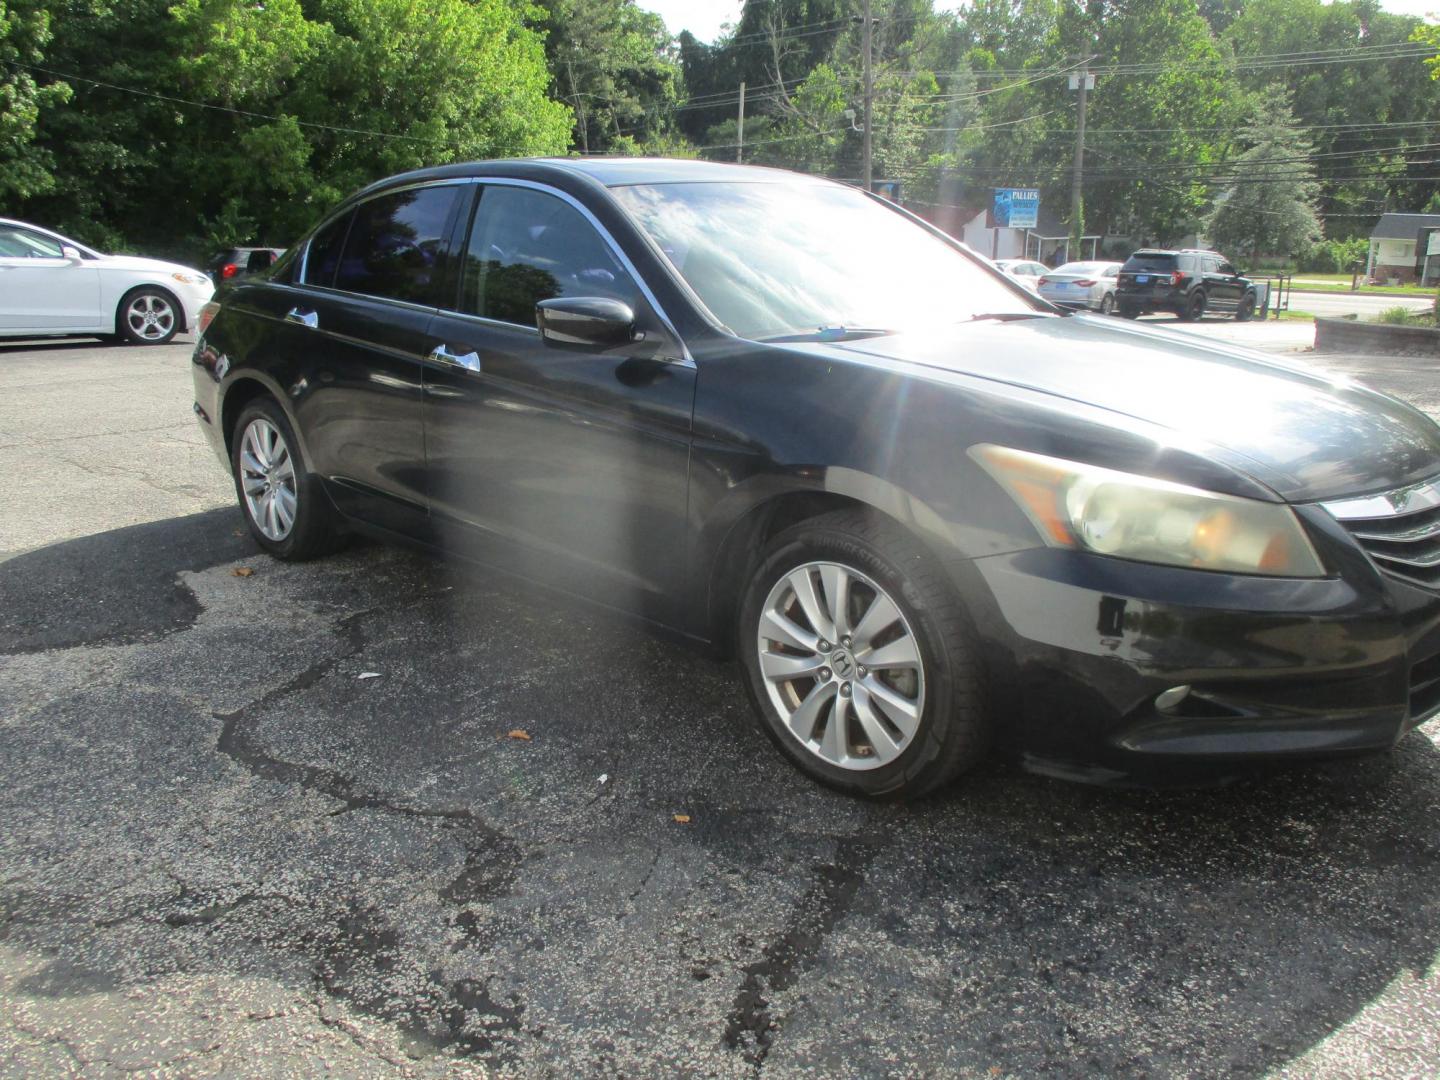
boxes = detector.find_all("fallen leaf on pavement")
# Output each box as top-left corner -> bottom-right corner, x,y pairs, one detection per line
357,672 -> 382,680
508,729 -> 531,741
672,814 -> 691,824
232,567 -> 254,577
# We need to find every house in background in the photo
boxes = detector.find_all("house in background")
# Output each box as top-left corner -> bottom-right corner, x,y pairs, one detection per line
903,201 -> 1108,265
1365,212 -> 1440,284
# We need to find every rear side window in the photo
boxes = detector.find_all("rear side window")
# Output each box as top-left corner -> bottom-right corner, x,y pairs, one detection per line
1178,254 -> 1199,273
460,186 -> 636,326
1122,252 -> 1176,273
303,213 -> 352,287
334,185 -> 463,305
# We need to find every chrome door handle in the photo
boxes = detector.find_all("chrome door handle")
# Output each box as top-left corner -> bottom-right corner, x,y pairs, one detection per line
285,307 -> 318,329
429,344 -> 481,373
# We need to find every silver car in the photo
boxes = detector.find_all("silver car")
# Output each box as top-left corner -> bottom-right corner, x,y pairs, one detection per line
1037,261 -> 1122,314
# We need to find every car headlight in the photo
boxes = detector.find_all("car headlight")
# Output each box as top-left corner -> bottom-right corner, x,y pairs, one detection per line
970,444 -> 1325,577
171,272 -> 208,286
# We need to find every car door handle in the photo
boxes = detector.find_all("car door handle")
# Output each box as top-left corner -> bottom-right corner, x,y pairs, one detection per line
285,307 -> 318,329
429,344 -> 481,373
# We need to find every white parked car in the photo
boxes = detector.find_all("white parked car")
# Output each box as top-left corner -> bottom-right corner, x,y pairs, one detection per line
0,218 -> 214,345
1036,261 -> 1122,314
993,258 -> 1047,292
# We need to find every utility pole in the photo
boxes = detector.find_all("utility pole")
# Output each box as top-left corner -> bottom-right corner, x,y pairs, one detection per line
567,57 -> 588,155
1069,67 -> 1093,259
861,0 -> 874,191
737,81 -> 746,164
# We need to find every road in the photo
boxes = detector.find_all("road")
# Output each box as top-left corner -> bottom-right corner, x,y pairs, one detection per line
1288,290 -> 1433,320
2,334 -> 1440,1077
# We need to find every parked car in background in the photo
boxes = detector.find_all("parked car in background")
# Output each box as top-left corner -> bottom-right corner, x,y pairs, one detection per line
994,258 -> 1046,292
196,158 -> 1440,798
1116,249 -> 1258,321
0,217 -> 213,345
206,247 -> 285,283
1037,261 -> 1122,313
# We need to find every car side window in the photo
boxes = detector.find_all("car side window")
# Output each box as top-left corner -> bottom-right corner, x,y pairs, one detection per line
0,226 -> 63,258
460,186 -> 637,326
303,213 -> 352,287
1104,266 -> 1118,279
1219,261 -> 1237,276
1202,256 -> 1222,274
333,185 -> 462,304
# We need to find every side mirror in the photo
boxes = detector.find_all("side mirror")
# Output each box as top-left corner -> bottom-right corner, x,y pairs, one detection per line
61,245 -> 83,264
536,296 -> 636,347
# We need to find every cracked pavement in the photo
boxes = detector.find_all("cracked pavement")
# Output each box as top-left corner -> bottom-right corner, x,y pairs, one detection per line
3,335 -> 1440,1077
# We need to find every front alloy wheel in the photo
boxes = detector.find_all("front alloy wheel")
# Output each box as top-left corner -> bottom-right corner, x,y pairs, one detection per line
739,509 -> 988,799
119,288 -> 179,344
757,561 -> 925,770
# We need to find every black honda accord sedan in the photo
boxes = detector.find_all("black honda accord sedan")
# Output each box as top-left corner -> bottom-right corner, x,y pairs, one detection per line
194,157 -> 1440,797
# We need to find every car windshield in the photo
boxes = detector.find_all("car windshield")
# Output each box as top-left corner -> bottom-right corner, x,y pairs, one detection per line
611,181 -> 1036,341
1124,252 -> 1176,272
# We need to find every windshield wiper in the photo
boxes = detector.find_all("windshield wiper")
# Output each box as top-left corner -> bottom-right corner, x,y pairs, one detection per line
961,311 -> 1058,323
760,325 -> 896,343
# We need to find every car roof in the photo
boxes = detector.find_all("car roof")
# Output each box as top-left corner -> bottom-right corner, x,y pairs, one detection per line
355,156 -> 841,201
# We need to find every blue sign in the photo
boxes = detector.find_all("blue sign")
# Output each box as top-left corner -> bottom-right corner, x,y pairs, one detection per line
993,188 -> 1040,229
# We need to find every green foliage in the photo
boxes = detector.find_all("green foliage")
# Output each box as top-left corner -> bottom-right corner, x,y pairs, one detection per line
0,0 -> 72,199
15,0 -> 570,257
1205,93 -> 1323,261
1299,237 -> 1368,274
1377,305 -> 1418,324
536,0 -> 686,154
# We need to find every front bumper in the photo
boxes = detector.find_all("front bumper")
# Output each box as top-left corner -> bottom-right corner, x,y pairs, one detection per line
961,526 -> 1440,783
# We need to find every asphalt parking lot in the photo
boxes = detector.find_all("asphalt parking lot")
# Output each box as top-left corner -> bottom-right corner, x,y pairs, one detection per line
3,332 -> 1440,1077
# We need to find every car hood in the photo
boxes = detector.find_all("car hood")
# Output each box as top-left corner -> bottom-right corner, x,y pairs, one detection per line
99,253 -> 208,279
817,314 -> 1440,503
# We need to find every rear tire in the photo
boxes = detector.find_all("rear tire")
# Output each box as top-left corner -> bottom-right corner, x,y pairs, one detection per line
738,509 -> 988,799
231,398 -> 345,561
1179,289 -> 1207,322
1099,293 -> 1114,315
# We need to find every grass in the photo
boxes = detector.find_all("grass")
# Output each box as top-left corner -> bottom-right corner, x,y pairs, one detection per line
1374,306 -> 1436,327
1273,273 -> 1435,298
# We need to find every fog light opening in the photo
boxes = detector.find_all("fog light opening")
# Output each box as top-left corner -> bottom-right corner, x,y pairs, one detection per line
1155,685 -> 1191,713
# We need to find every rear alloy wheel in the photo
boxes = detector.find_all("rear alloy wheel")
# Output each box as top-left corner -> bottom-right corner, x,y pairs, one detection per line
231,398 -> 344,560
1099,293 -> 1115,315
739,509 -> 988,799
1179,289 -> 1207,322
1235,293 -> 1256,322
118,287 -> 180,345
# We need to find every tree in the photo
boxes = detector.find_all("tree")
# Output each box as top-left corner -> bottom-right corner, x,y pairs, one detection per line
1205,93 -> 1323,262
0,0 -> 71,200
17,0 -> 571,255
534,0 -> 685,155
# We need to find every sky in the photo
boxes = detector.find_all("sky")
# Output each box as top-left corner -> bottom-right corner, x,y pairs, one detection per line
644,0 -> 1435,44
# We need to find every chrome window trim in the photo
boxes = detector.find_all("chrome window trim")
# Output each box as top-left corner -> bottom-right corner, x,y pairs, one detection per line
1321,476 -> 1440,521
450,175 -> 695,367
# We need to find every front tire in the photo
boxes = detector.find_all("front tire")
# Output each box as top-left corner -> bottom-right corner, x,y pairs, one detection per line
738,510 -> 988,799
231,398 -> 344,560
117,286 -> 181,345
1235,293 -> 1256,322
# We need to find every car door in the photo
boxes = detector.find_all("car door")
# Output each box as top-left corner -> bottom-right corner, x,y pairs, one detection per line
1201,255 -> 1240,310
0,224 -> 102,332
233,184 -> 466,536
422,180 -> 697,623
